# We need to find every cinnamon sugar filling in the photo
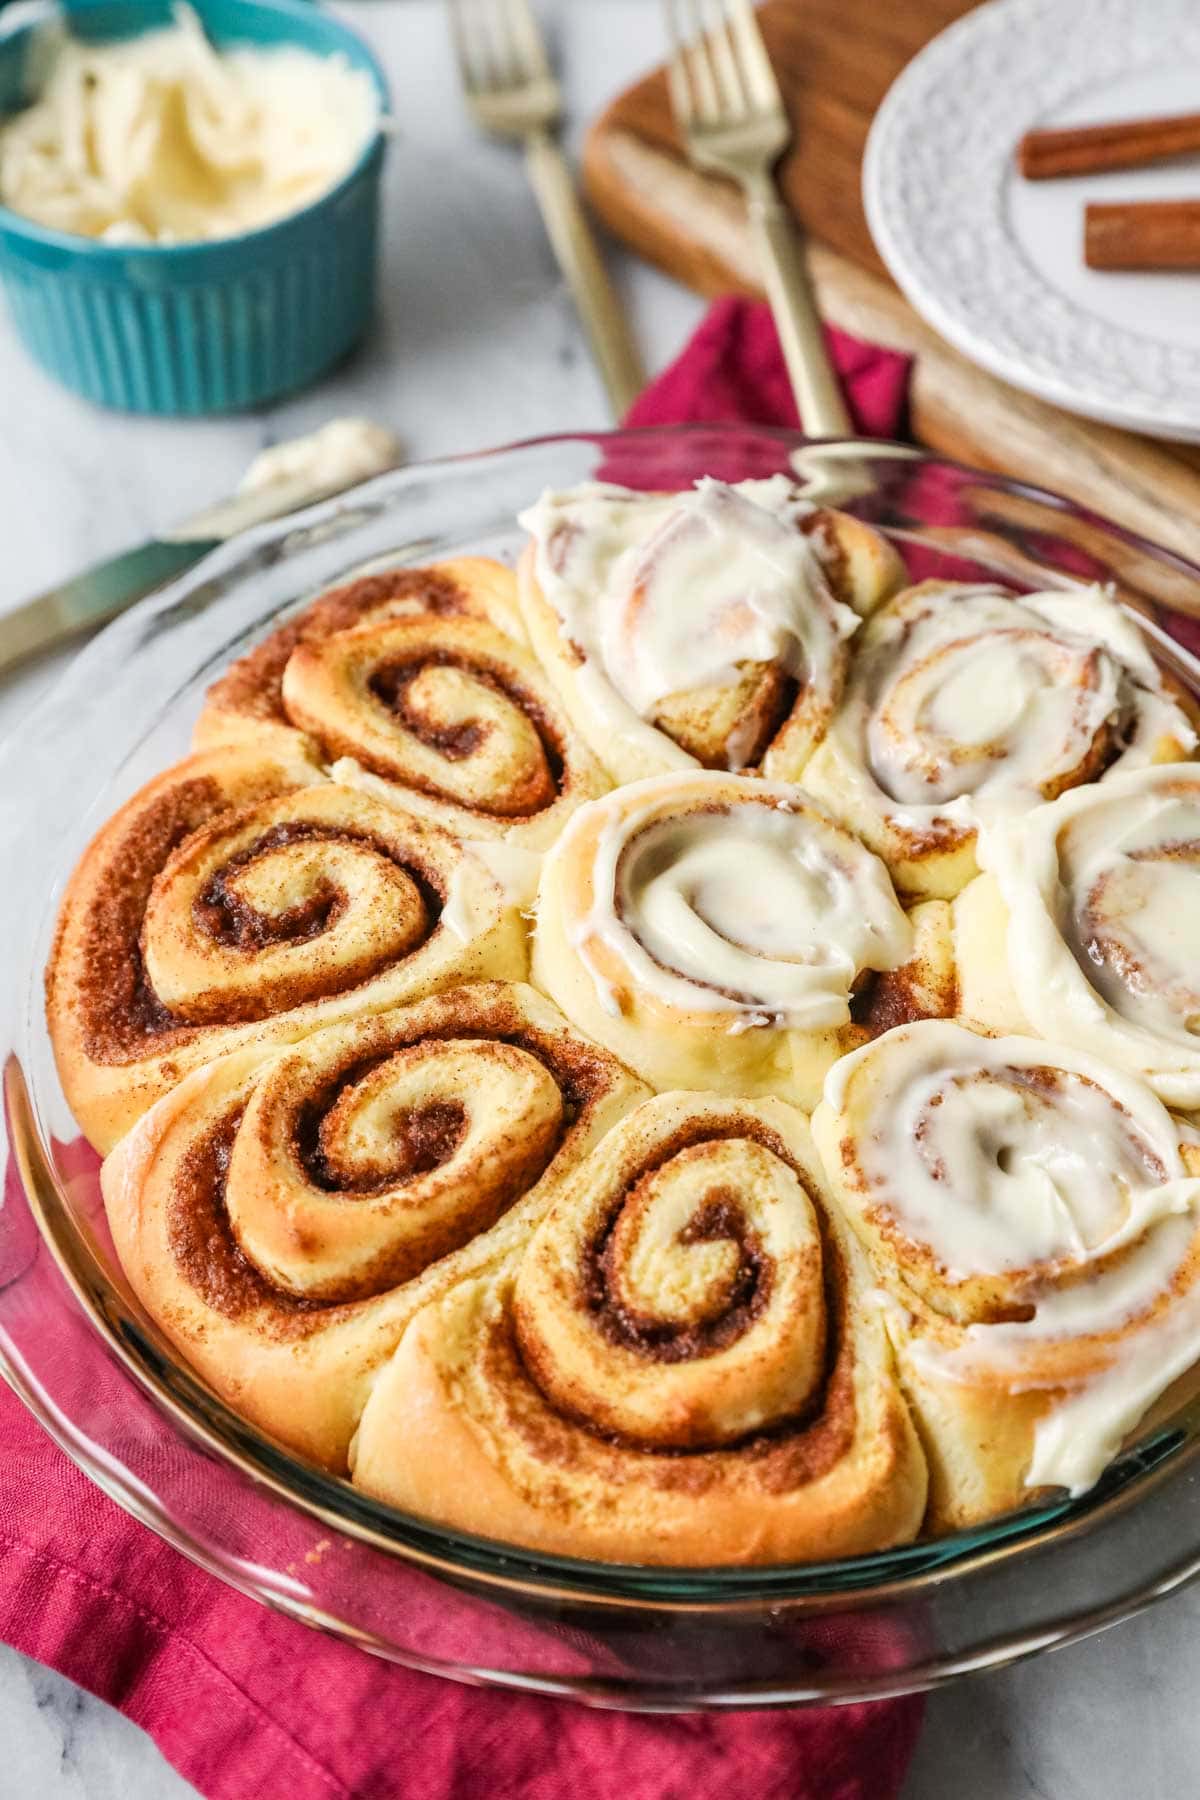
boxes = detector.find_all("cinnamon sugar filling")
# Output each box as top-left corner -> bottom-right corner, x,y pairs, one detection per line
586,1187 -> 772,1362
170,1110 -> 328,1332
167,1022 -> 606,1319
511,1116 -> 857,1468
75,816 -> 448,1057
205,570 -> 472,728
358,651 -> 566,816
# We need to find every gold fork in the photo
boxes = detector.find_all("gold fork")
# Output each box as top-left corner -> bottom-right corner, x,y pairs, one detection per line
664,0 -> 851,436
447,0 -> 646,418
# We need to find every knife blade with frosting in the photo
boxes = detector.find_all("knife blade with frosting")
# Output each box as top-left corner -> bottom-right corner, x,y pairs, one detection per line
0,418 -> 403,675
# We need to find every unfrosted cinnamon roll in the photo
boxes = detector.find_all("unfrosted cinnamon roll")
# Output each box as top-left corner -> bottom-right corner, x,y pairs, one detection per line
101,983 -> 646,1467
801,581 -> 1197,900
195,558 -> 528,751
195,558 -> 606,848
517,477 -> 904,786
46,744 -> 527,1151
351,1090 -> 927,1563
531,771 -> 928,1105
957,764 -> 1200,1112
811,1020 -> 1200,1528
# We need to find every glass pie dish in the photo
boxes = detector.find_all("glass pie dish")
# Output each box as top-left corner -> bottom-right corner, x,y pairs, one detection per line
5,424 -> 1200,1708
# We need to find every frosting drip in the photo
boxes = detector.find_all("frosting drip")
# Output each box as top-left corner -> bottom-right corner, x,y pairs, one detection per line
519,478 -> 858,769
1066,791 -> 1200,1044
823,1020 -> 1200,1492
827,1024 -> 1186,1280
836,582 -> 1194,830
980,765 -> 1200,1107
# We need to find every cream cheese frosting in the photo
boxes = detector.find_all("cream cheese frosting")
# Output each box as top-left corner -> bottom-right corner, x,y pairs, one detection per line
554,773 -> 912,1030
518,477 -> 859,770
828,581 -> 1195,832
0,5 -> 378,244
978,763 -> 1200,1110
239,419 -> 401,498
821,1019 -> 1200,1494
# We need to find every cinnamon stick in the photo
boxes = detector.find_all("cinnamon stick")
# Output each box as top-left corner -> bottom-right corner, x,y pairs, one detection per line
1085,199 -> 1200,271
1019,111 -> 1200,180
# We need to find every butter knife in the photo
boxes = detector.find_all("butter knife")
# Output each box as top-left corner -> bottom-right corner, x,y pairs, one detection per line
0,430 -> 403,677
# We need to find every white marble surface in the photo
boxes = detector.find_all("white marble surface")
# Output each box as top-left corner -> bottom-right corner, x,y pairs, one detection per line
2,3 -> 1199,1796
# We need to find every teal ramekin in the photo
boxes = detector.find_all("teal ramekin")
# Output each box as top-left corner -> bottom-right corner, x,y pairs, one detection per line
0,0 -> 391,414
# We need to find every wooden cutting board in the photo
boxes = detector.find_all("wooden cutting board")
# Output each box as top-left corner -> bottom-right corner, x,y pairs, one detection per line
583,0 -> 1200,566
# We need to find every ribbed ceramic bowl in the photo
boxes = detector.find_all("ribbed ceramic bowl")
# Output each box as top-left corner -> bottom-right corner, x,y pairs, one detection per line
0,0 -> 390,414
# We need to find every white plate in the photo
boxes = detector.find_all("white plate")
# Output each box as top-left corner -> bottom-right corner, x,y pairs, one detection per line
863,0 -> 1200,442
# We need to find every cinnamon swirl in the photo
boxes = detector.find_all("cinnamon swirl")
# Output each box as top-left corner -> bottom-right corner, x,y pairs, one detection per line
351,1090 -> 927,1563
195,558 -> 528,750
801,581 -> 1197,899
517,478 -> 904,786
100,982 -> 646,1467
811,1020 -> 1200,1527
530,771 -> 921,1104
46,472 -> 1200,1561
196,558 -> 606,847
957,763 -> 1200,1112
46,744 -> 527,1151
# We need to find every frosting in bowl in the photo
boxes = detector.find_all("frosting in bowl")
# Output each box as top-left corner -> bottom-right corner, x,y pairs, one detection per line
0,4 -> 378,244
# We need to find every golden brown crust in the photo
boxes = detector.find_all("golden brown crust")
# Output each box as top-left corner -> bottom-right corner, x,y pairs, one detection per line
100,982 -> 648,1468
847,900 -> 959,1043
194,558 -> 606,847
195,558 -> 529,747
351,1092 -> 927,1564
46,743 -> 528,1150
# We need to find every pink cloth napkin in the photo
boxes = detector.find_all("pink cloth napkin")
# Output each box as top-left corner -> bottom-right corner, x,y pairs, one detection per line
0,300 -> 923,1800
624,294 -> 911,435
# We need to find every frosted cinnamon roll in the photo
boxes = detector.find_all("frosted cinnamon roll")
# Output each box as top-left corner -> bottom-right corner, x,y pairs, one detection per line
352,1090 -> 927,1563
801,581 -> 1197,900
196,559 -> 605,848
101,983 -> 646,1467
811,1020 -> 1200,1528
45,744 -> 526,1151
531,771 -> 922,1105
957,764 -> 1200,1112
517,477 -> 904,786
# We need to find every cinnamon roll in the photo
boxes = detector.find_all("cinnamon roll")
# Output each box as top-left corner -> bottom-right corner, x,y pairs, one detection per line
957,764 -> 1200,1112
517,478 -> 904,786
801,581 -> 1197,900
101,983 -> 646,1467
351,1090 -> 927,1563
531,771 -> 923,1105
195,558 -> 528,751
811,1020 -> 1200,1528
46,744 -> 527,1151
196,558 -> 606,848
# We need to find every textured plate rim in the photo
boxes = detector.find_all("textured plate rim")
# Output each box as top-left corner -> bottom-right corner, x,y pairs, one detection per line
863,0 -> 1200,441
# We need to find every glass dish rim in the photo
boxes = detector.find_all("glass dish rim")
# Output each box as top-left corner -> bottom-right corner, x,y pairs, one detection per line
8,422 -> 1200,1619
